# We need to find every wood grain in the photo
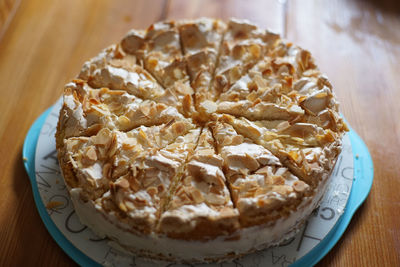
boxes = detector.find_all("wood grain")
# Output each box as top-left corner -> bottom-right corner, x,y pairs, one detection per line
0,1 -> 166,266
166,0 -> 283,34
0,0 -> 20,40
286,1 -> 400,265
0,0 -> 399,266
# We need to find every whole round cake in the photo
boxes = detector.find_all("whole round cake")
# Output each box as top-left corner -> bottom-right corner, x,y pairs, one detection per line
55,18 -> 348,263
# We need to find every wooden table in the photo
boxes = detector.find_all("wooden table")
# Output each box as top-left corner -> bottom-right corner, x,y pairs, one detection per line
1,0 -> 399,266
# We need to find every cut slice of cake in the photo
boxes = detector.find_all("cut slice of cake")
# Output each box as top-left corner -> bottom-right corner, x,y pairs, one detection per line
212,19 -> 279,98
178,18 -> 226,106
58,118 -> 196,197
78,45 -> 165,100
222,115 -> 342,187
96,128 -> 201,234
158,127 -> 239,240
210,121 -> 311,227
57,80 -> 194,139
120,22 -> 195,116
66,127 -> 201,235
215,42 -> 342,123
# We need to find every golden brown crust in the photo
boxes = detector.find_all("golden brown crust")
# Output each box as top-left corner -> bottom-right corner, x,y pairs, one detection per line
56,111 -> 79,189
159,209 -> 239,240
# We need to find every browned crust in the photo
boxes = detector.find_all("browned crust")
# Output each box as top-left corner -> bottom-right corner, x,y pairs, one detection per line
158,211 -> 239,240
283,139 -> 342,187
100,198 -> 155,235
103,215 -> 308,264
55,107 -> 80,189
238,198 -> 305,228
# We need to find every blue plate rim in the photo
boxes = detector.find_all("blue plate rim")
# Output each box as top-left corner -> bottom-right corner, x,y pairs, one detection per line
23,107 -> 102,267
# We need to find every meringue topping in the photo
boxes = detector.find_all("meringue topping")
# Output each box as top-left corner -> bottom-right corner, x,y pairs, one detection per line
56,17 -> 347,263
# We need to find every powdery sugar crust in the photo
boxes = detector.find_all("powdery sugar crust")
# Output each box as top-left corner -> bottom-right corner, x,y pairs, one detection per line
55,17 -> 348,263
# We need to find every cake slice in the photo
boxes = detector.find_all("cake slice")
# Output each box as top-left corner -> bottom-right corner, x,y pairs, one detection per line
57,79 -> 195,140
210,121 -> 311,227
215,98 -> 304,121
214,58 -> 348,134
158,127 -> 239,239
215,41 -> 343,122
178,18 -> 226,107
212,19 -> 279,98
120,22 -> 195,116
96,128 -> 201,234
222,115 -> 342,187
78,45 -> 165,100
58,119 -> 196,199
218,55 -> 304,101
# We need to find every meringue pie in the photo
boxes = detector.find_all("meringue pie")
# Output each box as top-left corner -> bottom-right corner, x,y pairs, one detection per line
56,18 -> 348,263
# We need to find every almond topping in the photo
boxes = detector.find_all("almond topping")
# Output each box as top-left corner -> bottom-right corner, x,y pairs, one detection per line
116,178 -> 130,189
172,121 -> 186,135
251,98 -> 261,106
142,176 -> 158,188
173,68 -> 183,80
140,104 -> 152,117
255,166 -> 270,174
231,135 -> 244,145
118,115 -> 131,129
46,201 -> 64,210
229,66 -> 241,81
130,178 -> 141,192
191,189 -> 204,204
122,138 -> 137,149
139,129 -> 148,140
249,44 -> 261,58
277,121 -> 291,132
272,176 -> 285,185
86,146 -> 97,161
288,151 -> 299,162
293,180 -> 308,192
102,163 -> 112,179
87,178 -> 96,187
199,100 -> 217,114
118,202 -> 128,212
315,92 -> 328,98
275,185 -> 293,196
133,197 -> 147,207
147,58 -> 158,69
57,20 -> 347,243
182,94 -> 192,114
147,186 -> 158,197
157,184 -> 165,193
125,201 -> 135,210
93,129 -> 112,146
